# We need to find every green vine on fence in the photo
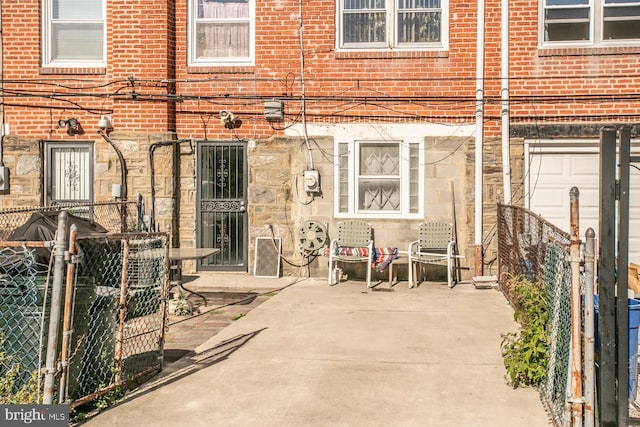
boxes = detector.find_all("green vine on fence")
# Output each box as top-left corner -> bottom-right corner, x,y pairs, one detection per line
501,274 -> 550,388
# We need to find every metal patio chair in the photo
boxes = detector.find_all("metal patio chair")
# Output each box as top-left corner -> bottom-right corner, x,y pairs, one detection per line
408,221 -> 458,288
327,220 -> 373,287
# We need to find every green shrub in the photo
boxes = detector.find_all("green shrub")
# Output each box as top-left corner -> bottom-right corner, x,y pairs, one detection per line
501,274 -> 549,388
0,334 -> 41,404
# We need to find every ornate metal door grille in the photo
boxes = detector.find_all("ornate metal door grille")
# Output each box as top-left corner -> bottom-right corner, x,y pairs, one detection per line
197,141 -> 247,270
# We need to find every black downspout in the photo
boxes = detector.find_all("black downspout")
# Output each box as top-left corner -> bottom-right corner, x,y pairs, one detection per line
148,139 -> 191,243
98,130 -> 128,231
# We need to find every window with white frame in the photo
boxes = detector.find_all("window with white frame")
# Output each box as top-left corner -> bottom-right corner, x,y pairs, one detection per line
45,142 -> 94,206
336,140 -> 422,217
42,0 -> 105,67
189,0 -> 255,65
542,0 -> 640,45
337,0 -> 448,50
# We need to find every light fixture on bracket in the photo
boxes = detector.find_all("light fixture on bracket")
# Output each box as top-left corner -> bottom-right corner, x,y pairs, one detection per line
219,110 -> 242,129
58,117 -> 82,135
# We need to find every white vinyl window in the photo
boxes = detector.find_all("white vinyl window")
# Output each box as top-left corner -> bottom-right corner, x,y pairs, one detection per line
189,0 -> 255,66
42,0 -> 106,67
336,140 -> 422,218
542,0 -> 640,45
337,0 -> 448,50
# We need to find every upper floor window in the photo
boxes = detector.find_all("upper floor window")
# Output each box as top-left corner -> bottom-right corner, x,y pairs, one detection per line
336,140 -> 422,218
542,0 -> 640,46
337,0 -> 448,50
189,0 -> 255,66
42,0 -> 105,67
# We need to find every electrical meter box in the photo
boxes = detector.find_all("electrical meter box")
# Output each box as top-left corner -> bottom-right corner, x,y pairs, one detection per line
303,170 -> 321,193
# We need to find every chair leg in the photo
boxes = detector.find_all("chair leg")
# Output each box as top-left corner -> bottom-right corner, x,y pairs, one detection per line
447,257 -> 453,288
408,258 -> 414,288
366,260 -> 372,288
328,257 -> 333,285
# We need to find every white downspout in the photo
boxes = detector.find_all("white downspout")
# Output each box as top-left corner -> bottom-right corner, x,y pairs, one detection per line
474,0 -> 485,276
501,0 -> 511,204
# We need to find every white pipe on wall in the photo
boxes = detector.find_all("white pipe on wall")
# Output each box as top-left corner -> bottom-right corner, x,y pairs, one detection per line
501,0 -> 511,204
474,0 -> 485,272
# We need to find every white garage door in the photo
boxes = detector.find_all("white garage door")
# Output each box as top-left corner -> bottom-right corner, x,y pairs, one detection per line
527,141 -> 640,263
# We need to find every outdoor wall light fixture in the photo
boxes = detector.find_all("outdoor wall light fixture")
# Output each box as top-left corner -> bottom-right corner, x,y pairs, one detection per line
219,110 -> 242,129
58,117 -> 82,135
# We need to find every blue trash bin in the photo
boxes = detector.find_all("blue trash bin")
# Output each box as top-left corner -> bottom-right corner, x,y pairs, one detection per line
593,295 -> 640,401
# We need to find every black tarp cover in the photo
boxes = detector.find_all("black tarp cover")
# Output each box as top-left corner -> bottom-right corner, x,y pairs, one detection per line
4,211 -> 109,270
7,211 -> 109,242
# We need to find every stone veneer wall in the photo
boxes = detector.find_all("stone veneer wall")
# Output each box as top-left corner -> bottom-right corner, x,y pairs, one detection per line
0,132 -> 176,227
242,134 -> 471,281
0,131 -> 522,283
463,136 -> 525,277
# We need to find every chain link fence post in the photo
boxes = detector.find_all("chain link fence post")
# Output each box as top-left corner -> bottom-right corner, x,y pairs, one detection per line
584,228 -> 596,427
569,187 -> 584,426
43,211 -> 68,404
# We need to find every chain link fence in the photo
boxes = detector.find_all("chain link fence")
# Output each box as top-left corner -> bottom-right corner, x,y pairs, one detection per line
0,204 -> 168,408
0,200 -> 143,240
69,232 -> 168,405
497,203 -> 571,426
541,242 -> 572,427
0,243 -> 51,397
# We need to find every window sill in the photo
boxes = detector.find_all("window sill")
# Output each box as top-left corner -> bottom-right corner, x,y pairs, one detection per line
538,45 -> 640,57
334,213 -> 423,220
39,67 -> 106,75
187,66 -> 255,74
335,50 -> 448,60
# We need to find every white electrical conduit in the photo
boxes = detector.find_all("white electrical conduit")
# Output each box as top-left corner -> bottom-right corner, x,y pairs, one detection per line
298,0 -> 313,170
501,0 -> 511,204
474,0 -> 485,258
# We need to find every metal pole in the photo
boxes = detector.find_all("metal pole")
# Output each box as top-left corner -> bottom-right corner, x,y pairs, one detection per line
58,224 -> 78,403
569,187 -> 583,427
158,234 -> 170,369
43,211 -> 68,404
598,126 -> 618,426
584,228 -> 596,427
114,239 -> 129,384
618,125 -> 631,425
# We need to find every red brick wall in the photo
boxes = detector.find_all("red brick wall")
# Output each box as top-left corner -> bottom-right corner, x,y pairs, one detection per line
507,1 -> 640,123
0,0 -> 172,138
173,0 -> 486,140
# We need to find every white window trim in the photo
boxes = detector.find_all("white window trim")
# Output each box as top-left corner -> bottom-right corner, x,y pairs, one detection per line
335,0 -> 449,52
187,0 -> 256,67
334,138 -> 424,219
41,0 -> 107,68
539,0 -> 640,48
44,141 -> 94,206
